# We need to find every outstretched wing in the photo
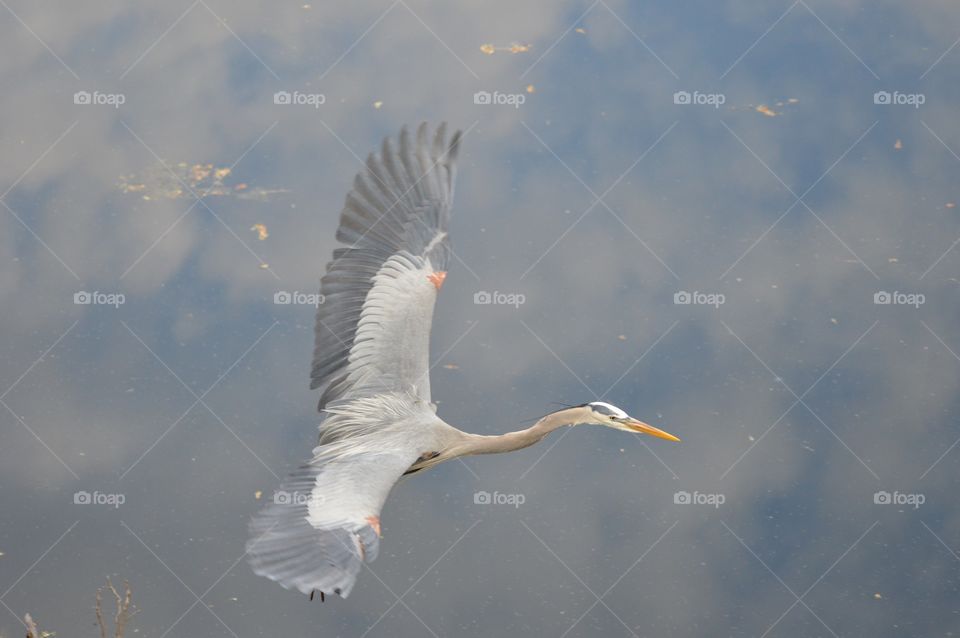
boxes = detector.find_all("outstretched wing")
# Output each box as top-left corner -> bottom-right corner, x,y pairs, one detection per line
249,124 -> 462,598
248,395 -> 439,597
310,122 -> 461,411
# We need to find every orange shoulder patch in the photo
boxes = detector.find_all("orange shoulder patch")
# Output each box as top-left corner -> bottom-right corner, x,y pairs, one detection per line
427,271 -> 447,290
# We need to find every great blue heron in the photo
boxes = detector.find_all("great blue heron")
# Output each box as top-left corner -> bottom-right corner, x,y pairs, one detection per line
247,122 -> 680,599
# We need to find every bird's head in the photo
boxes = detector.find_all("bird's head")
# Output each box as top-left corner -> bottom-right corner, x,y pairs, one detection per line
580,401 -> 680,442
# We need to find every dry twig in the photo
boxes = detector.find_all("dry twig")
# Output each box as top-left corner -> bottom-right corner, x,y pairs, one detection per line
94,578 -> 137,638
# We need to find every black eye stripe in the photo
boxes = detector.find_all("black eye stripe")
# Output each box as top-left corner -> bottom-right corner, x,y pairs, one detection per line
589,403 -> 618,416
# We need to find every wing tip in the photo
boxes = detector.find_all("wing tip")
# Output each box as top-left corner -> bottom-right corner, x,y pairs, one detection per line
403,121 -> 461,166
448,127 -> 462,163
247,506 -> 379,599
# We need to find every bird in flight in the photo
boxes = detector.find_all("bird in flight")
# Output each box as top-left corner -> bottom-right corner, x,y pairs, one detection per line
247,122 -> 680,599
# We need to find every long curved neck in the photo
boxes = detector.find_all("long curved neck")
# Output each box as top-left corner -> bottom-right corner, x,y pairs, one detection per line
458,406 -> 591,456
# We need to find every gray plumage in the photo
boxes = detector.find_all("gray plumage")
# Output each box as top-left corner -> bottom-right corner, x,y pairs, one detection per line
246,123 -> 680,600
309,123 -> 458,410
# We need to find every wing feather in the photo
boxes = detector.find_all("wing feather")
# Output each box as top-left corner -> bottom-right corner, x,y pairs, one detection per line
310,122 -> 461,409
248,396 -> 440,598
247,443 -> 418,597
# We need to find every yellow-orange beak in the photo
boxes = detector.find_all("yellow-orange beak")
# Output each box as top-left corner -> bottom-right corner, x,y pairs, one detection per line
623,419 -> 681,442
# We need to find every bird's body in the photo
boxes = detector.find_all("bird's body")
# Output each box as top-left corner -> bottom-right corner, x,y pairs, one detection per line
247,123 -> 679,599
